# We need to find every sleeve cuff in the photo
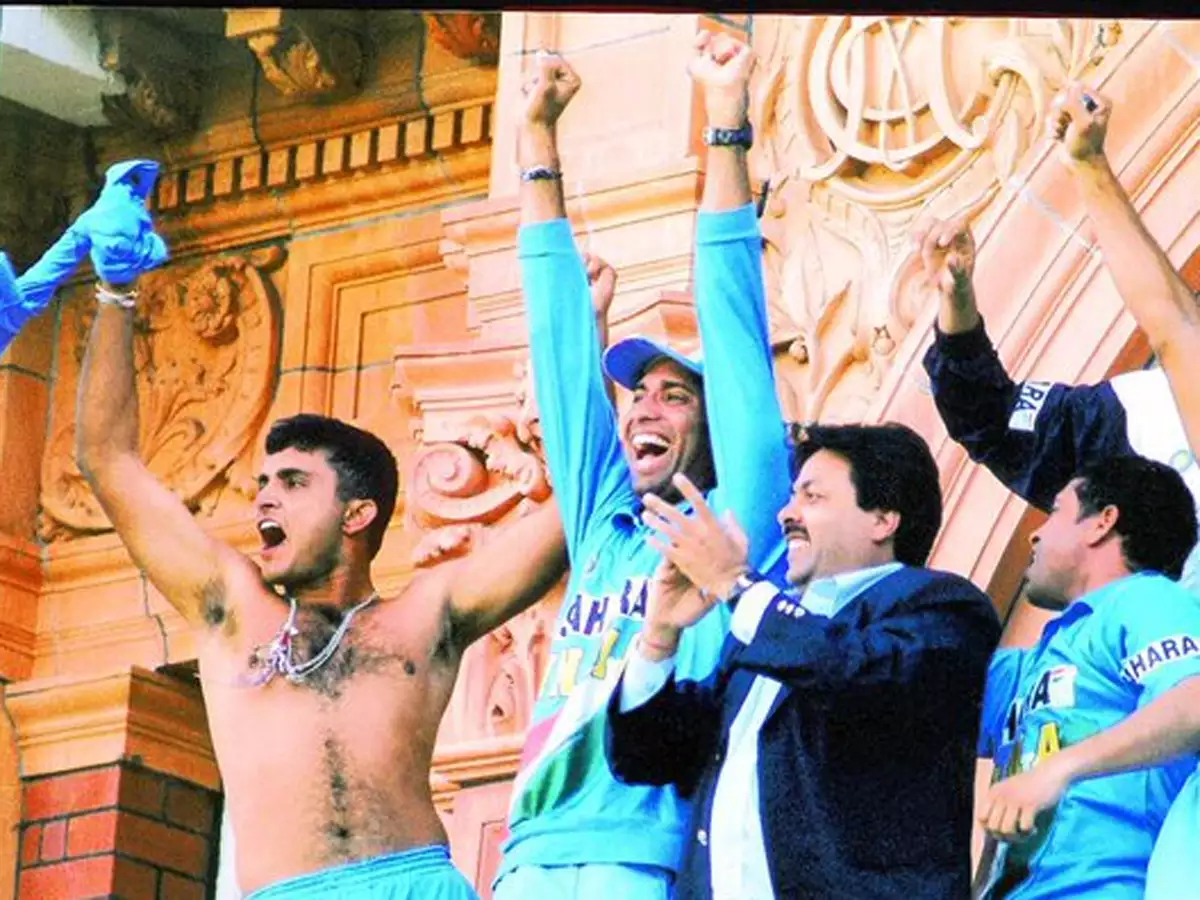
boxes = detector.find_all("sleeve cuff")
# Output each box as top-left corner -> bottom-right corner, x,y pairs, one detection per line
518,218 -> 579,258
730,581 -> 781,644
696,203 -> 759,244
933,317 -> 995,360
618,648 -> 676,713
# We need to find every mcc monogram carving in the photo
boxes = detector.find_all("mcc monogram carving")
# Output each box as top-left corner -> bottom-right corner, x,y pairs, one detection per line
752,16 -> 1121,423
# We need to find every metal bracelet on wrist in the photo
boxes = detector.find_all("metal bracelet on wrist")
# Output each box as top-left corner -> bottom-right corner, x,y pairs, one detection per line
720,568 -> 760,604
702,123 -> 754,150
520,165 -> 563,182
95,285 -> 139,309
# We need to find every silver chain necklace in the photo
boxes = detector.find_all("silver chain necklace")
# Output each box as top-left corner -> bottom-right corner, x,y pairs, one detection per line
246,592 -> 378,687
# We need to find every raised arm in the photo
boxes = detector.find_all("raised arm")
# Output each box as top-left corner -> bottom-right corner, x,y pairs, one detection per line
687,32 -> 790,575
517,52 -> 630,559
1051,84 -> 1200,455
919,217 -> 1135,511
444,256 -> 617,646
443,499 -> 568,648
77,276 -> 252,629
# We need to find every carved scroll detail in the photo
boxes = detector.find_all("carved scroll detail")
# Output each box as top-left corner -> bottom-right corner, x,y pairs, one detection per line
408,409 -> 550,568
230,11 -> 365,99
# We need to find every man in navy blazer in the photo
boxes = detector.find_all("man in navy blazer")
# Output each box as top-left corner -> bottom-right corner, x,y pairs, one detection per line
606,423 -> 1002,899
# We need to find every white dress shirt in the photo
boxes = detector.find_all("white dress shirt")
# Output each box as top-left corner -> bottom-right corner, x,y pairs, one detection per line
620,562 -> 903,900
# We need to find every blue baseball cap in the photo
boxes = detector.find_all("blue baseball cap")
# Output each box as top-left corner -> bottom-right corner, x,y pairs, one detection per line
602,336 -> 704,390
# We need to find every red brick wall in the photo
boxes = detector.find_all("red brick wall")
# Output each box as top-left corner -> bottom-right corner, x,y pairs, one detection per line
18,762 -> 220,900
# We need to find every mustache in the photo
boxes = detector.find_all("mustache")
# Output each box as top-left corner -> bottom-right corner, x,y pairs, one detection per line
782,521 -> 809,541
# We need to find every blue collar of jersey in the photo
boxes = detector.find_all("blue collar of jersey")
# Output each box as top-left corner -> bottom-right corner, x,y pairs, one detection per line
1039,571 -> 1163,642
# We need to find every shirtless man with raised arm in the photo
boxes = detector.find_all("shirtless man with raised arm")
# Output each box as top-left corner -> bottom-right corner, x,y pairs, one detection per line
73,232 -> 604,897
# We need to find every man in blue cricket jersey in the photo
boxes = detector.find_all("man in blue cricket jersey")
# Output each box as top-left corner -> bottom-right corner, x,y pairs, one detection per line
972,455 -> 1200,897
494,31 -> 792,900
921,82 -> 1200,897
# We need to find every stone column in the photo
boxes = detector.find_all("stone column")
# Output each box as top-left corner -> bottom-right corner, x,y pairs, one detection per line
6,667 -> 222,899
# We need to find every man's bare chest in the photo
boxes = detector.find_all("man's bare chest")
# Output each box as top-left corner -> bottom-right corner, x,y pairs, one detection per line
238,606 -> 436,702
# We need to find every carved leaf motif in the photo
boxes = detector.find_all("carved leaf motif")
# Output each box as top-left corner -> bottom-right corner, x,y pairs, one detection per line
423,13 -> 501,65
95,10 -> 202,137
39,248 -> 284,538
246,24 -> 363,98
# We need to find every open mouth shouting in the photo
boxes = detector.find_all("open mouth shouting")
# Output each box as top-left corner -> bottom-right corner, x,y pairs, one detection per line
629,431 -> 674,479
257,518 -> 288,559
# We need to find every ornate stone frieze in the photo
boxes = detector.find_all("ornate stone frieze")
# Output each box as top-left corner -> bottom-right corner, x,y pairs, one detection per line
225,9 -> 365,100
94,10 -> 202,137
752,16 -> 1122,423
38,247 -> 285,541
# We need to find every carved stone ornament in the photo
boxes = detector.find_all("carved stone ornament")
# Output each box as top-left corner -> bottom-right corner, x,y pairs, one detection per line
407,407 -> 551,569
476,604 -> 552,737
751,16 -> 1121,423
94,10 -> 202,137
227,10 -> 365,99
39,247 -> 285,540
423,13 -> 501,65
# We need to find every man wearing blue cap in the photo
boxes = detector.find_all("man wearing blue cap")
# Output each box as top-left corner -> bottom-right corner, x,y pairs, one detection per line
493,30 -> 792,900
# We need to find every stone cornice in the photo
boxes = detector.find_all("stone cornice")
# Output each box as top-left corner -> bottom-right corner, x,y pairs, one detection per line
94,9 -> 203,138
6,667 -> 220,790
145,101 -> 493,259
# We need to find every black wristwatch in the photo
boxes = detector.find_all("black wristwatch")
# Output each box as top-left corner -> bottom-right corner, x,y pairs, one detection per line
703,123 -> 754,150
720,568 -> 762,604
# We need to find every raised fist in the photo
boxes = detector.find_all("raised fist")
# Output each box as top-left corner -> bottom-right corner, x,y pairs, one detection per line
583,253 -> 617,321
520,50 -> 582,128
688,31 -> 755,127
914,216 -> 977,304
1046,83 -> 1112,168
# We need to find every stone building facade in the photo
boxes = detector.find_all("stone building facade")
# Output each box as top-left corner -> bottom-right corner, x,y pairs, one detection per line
1,10 -> 1199,899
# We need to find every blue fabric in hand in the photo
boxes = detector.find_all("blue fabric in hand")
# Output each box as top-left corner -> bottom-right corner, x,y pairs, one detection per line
6,158 -> 168,318
0,252 -> 23,354
1,159 -> 168,355
74,160 -> 169,286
